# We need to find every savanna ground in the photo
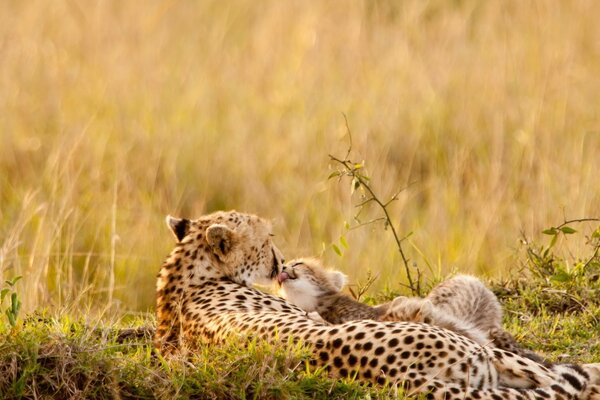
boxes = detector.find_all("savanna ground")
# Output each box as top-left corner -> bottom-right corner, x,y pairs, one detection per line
1,1 -> 599,398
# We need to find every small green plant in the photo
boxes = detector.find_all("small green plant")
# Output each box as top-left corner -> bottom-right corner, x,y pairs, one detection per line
1,275 -> 22,328
329,115 -> 422,296
524,218 -> 600,283
508,218 -> 600,316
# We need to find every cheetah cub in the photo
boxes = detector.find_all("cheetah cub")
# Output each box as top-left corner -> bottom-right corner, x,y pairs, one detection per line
383,275 -> 506,345
415,274 -> 544,363
276,258 -> 388,324
278,259 -> 489,345
279,259 -> 544,362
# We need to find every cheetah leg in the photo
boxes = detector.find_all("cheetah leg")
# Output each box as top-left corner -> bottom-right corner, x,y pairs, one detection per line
491,348 -> 592,398
491,348 -> 556,388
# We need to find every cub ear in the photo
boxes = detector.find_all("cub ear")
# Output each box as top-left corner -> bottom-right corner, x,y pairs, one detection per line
328,270 -> 348,292
166,215 -> 191,242
206,224 -> 237,258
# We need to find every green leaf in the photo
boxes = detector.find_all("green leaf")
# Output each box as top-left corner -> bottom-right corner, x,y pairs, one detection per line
559,226 -> 577,234
593,228 -> 600,239
344,221 -> 350,230
549,233 -> 558,248
11,293 -> 17,313
10,276 -> 22,286
542,228 -> 558,235
550,269 -> 571,283
350,177 -> 360,194
327,171 -> 340,180
0,288 -> 8,303
332,244 -> 342,257
353,163 -> 363,170
340,236 -> 348,249
542,247 -> 550,258
7,310 -> 16,327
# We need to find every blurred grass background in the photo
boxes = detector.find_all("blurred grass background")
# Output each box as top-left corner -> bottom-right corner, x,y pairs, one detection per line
0,0 -> 599,314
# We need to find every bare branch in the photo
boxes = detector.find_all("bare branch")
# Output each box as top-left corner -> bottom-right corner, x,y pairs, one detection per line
556,218 -> 600,229
348,217 -> 387,231
328,116 -> 421,295
342,113 -> 353,161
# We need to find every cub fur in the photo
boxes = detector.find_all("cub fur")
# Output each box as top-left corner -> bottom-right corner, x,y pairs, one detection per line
277,258 -> 388,324
279,258 -> 543,362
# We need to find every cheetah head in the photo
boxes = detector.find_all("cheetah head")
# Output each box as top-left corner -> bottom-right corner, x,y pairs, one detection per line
165,211 -> 285,286
277,258 -> 347,311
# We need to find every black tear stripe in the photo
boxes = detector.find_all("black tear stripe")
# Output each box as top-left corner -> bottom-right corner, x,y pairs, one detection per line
270,249 -> 279,279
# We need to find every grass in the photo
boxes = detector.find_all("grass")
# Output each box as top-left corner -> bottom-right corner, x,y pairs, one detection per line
0,315 -> 397,399
1,0 -> 599,313
1,230 -> 598,399
0,1 -> 599,398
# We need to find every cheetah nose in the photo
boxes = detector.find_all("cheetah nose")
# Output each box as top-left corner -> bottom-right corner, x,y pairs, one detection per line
277,272 -> 289,285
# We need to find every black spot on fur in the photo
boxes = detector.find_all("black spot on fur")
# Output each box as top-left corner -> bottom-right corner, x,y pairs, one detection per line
561,373 -> 583,391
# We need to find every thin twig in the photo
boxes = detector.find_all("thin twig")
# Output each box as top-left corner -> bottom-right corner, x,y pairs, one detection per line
342,113 -> 353,161
348,217 -> 387,231
329,118 -> 420,295
551,218 -> 600,271
348,271 -> 379,301
555,218 -> 600,229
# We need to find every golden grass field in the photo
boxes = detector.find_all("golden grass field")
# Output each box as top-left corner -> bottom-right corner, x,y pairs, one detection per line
1,0 -> 599,314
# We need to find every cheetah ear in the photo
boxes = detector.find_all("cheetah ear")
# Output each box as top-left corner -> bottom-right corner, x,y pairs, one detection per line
328,270 -> 347,291
166,215 -> 190,242
206,224 -> 237,258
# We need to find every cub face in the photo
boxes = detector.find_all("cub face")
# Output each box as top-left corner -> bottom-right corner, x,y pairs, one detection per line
277,258 -> 347,312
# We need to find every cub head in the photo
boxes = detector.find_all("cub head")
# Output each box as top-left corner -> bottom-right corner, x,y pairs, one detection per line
277,258 -> 347,312
165,211 -> 284,286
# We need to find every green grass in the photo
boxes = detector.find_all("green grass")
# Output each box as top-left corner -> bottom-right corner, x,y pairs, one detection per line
0,316 -> 398,399
1,233 -> 598,399
0,277 -> 597,399
1,0 -> 600,313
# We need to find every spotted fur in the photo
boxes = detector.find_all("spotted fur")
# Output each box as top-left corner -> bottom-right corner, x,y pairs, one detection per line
431,275 -> 547,364
156,211 -> 600,399
280,260 -> 544,363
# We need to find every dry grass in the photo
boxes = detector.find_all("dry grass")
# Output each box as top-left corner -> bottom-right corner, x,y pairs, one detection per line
0,0 -> 599,314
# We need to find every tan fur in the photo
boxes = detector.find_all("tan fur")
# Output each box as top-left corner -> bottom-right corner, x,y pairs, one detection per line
382,296 -> 491,347
419,275 -> 544,363
281,261 -> 545,363
155,211 -> 600,399
278,259 -> 386,323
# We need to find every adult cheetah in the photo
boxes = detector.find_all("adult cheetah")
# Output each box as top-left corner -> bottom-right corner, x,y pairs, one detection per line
155,210 -> 600,399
